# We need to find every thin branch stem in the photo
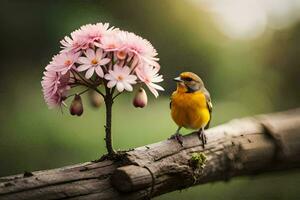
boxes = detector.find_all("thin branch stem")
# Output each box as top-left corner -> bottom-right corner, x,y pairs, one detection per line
104,87 -> 115,155
94,88 -> 105,98
66,88 -> 90,99
112,92 -> 122,100
70,69 -> 105,98
71,69 -> 94,86
111,87 -> 115,96
70,68 -> 116,156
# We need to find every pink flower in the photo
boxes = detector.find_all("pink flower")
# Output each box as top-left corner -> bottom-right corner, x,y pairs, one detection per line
77,48 -> 111,79
60,29 -> 89,53
97,33 -> 122,52
42,22 -> 164,110
136,65 -> 164,98
60,23 -> 116,53
118,31 -> 160,68
104,65 -> 137,92
80,23 -> 115,45
47,52 -> 80,74
41,69 -> 70,108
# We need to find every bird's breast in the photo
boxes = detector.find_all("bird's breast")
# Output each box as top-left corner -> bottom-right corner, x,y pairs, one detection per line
171,91 -> 210,129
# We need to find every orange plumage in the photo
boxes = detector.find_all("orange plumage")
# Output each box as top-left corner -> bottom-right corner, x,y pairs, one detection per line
171,90 -> 210,129
170,72 -> 212,146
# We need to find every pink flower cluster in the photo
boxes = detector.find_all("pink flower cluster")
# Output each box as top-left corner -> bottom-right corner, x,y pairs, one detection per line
41,23 -> 164,108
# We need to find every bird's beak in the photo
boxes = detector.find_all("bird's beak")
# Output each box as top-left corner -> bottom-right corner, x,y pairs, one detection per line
173,77 -> 182,82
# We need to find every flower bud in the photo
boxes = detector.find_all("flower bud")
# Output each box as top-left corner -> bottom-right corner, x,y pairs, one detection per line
133,88 -> 148,108
70,94 -> 83,116
89,90 -> 104,108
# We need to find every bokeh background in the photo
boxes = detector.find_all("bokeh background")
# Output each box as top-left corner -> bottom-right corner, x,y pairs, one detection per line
1,0 -> 300,199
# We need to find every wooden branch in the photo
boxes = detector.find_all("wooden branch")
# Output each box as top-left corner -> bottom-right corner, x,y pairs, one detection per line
1,108 -> 300,200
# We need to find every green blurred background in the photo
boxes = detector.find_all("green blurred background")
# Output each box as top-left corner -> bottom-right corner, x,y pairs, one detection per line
1,0 -> 300,199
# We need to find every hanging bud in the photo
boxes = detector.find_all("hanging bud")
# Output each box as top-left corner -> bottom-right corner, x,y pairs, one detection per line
70,94 -> 83,116
133,88 -> 148,108
89,90 -> 104,108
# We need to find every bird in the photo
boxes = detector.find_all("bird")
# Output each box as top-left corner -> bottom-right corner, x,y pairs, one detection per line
169,72 -> 212,147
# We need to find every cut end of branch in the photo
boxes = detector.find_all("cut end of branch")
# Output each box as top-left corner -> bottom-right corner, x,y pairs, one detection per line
111,165 -> 152,192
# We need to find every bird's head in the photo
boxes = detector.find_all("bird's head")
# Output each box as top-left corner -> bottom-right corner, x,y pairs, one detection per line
173,72 -> 204,93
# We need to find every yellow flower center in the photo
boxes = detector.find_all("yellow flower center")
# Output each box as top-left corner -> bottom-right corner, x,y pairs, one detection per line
117,76 -> 123,81
91,59 -> 98,65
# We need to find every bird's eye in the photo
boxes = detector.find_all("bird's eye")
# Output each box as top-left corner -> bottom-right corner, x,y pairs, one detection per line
183,77 -> 193,82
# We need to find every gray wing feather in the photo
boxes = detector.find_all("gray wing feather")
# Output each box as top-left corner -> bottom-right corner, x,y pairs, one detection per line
201,87 -> 212,129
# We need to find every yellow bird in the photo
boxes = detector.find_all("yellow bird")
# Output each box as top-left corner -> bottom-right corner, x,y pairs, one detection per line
170,72 -> 212,147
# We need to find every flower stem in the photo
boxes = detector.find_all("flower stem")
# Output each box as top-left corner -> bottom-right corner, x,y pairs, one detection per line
66,88 -> 90,98
112,92 -> 122,100
104,88 -> 116,156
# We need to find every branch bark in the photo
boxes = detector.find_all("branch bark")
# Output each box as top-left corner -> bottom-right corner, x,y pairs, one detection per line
1,108 -> 300,200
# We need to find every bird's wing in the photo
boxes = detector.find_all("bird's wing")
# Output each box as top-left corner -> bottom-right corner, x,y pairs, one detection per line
202,88 -> 212,129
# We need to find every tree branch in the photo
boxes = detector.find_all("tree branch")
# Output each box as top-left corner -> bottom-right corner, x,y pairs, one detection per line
1,108 -> 300,200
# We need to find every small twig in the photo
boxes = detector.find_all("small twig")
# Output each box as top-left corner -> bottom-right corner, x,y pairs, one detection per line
71,69 -> 94,86
66,88 -> 90,99
70,70 -> 105,98
111,87 -> 115,96
112,92 -> 122,100
94,88 -> 105,98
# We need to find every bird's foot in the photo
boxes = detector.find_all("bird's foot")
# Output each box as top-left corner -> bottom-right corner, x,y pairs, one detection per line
169,133 -> 184,146
198,129 -> 207,148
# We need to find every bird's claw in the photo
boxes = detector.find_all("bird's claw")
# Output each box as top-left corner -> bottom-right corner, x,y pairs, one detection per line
169,133 -> 184,146
198,130 -> 207,148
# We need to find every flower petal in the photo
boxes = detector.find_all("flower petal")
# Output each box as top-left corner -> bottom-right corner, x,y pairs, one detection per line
149,82 -> 164,91
85,67 -> 95,79
74,51 -> 81,60
127,75 -> 137,83
123,82 -> 133,91
77,64 -> 91,71
107,80 -> 117,88
116,82 -> 124,92
96,48 -> 103,59
85,49 -> 95,60
147,84 -> 159,98
104,73 -> 114,80
78,57 -> 90,64
99,58 -> 111,65
95,66 -> 104,77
